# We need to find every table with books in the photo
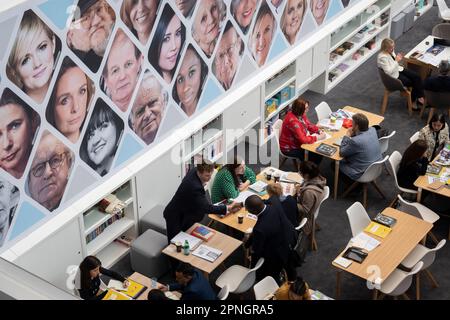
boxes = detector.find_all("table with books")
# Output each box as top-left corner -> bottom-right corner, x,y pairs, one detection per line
162,223 -> 242,278
301,106 -> 384,200
207,167 -> 302,233
128,272 -> 181,301
331,207 -> 432,299
414,144 -> 450,202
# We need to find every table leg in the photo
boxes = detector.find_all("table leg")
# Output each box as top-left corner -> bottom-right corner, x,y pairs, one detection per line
203,271 -> 209,280
336,270 -> 342,299
304,150 -> 309,162
334,160 -> 339,200
417,188 -> 422,203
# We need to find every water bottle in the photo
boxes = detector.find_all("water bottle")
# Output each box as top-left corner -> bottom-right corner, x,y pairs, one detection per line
183,240 -> 190,255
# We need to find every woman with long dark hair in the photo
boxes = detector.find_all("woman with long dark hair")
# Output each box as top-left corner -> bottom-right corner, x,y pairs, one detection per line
397,140 -> 429,190
77,255 -> 128,300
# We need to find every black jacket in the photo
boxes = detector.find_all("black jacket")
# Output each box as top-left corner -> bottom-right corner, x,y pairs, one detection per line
397,157 -> 428,190
164,169 -> 226,241
424,75 -> 450,93
78,267 -> 125,300
168,269 -> 217,300
264,195 -> 299,227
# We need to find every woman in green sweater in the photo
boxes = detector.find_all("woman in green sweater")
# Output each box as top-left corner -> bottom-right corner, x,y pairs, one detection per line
211,156 -> 256,203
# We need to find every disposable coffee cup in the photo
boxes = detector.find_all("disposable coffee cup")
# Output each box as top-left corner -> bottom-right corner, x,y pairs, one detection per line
266,173 -> 272,181
274,172 -> 280,183
175,242 -> 182,252
238,214 -> 244,224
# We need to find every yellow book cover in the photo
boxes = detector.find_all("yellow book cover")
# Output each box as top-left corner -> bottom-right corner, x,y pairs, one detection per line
102,289 -> 132,300
121,279 -> 147,299
364,221 -> 392,239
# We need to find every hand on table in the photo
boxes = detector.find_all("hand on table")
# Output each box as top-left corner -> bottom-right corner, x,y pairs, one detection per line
227,201 -> 242,213
123,280 -> 130,288
318,131 -> 327,140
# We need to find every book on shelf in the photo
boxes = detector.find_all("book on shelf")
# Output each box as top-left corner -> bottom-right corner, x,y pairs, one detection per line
342,42 -> 354,50
191,244 -> 223,262
336,63 -> 350,72
265,98 -> 279,118
98,194 -> 125,215
170,231 -> 202,251
280,86 -> 291,104
191,225 -> 215,241
85,211 -> 125,244
114,235 -> 133,247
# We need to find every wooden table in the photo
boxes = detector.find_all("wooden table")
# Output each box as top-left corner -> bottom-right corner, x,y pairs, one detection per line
162,223 -> 242,278
128,272 -> 181,300
332,207 -> 432,299
414,168 -> 450,203
301,106 -> 384,200
208,168 -> 301,233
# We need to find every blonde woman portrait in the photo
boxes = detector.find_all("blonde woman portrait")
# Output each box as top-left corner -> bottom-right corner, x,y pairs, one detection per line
281,0 -> 307,45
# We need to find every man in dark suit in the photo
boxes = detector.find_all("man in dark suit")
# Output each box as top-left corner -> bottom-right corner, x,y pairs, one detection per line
161,263 -> 216,300
164,163 -> 241,242
424,60 -> 450,93
244,195 -> 296,283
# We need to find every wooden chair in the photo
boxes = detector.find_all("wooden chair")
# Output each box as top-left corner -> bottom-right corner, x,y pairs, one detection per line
421,90 -> 450,123
378,68 -> 413,116
432,23 -> 450,39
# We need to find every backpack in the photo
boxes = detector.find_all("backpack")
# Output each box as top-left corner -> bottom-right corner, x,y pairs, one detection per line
373,124 -> 389,138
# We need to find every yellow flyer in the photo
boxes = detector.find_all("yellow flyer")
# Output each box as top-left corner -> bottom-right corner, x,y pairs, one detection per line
364,221 -> 392,239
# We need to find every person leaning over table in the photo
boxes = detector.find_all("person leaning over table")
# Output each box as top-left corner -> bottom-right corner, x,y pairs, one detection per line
274,276 -> 312,300
424,60 -> 450,93
279,98 -> 326,165
210,155 -> 256,204
159,262 -> 216,300
163,163 -> 242,243
77,255 -> 129,300
295,161 -> 326,237
418,113 -> 449,161
397,139 -> 429,191
266,182 -> 299,227
339,113 -> 382,181
377,38 -> 424,109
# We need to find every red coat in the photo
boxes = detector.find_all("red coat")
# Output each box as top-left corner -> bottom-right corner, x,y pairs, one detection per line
279,112 -> 319,153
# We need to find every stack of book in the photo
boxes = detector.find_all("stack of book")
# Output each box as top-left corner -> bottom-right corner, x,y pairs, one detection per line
85,211 -> 124,244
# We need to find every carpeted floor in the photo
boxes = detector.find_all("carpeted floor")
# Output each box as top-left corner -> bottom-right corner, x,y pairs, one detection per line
110,4 -> 450,300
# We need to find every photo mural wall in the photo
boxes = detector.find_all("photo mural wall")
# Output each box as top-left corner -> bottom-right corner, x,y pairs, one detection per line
0,0 -> 363,251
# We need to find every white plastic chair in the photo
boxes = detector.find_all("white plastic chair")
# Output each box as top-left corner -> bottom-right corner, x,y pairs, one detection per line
437,0 -> 450,21
295,217 -> 308,231
253,276 -> 280,300
388,151 -> 418,206
378,131 -> 396,155
206,168 -> 218,196
346,202 -> 371,237
409,131 -> 420,144
401,240 -> 446,300
310,186 -> 329,251
342,156 -> 389,208
314,101 -> 332,122
273,119 -> 300,170
217,284 -> 230,300
215,258 -> 265,294
377,261 -> 423,300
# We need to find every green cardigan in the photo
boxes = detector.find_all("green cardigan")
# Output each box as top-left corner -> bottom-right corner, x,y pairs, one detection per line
211,166 -> 257,203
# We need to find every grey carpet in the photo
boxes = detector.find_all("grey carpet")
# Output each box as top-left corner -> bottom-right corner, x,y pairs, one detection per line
110,5 -> 450,300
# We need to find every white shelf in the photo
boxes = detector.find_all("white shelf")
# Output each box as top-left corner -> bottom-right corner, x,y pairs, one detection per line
115,184 -> 133,205
207,152 -> 223,163
87,218 -> 134,255
262,131 -> 276,145
414,2 -> 433,21
264,96 -> 296,122
95,241 -> 130,269
329,24 -> 389,71
84,209 -> 112,236
265,64 -> 296,99
183,131 -> 223,162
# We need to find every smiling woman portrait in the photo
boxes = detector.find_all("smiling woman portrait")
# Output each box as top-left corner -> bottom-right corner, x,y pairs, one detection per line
120,0 -> 161,45
249,2 -> 276,66
230,0 -> 260,34
281,0 -> 307,45
0,89 -> 41,179
6,10 -> 61,104
80,99 -> 124,177
47,58 -> 94,144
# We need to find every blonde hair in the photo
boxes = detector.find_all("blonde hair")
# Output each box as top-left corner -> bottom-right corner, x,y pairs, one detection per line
7,10 -> 55,89
281,0 -> 307,43
266,183 -> 283,197
381,38 -> 394,53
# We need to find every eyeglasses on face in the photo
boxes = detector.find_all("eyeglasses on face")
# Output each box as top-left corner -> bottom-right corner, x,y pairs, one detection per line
74,2 -> 109,29
216,41 -> 239,63
31,152 -> 68,178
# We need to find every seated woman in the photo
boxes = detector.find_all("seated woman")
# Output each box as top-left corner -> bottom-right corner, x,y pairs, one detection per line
266,183 -> 299,227
77,256 -> 128,300
418,113 -> 449,161
296,161 -> 326,236
274,276 -> 312,300
279,98 -> 326,164
377,38 -> 424,109
397,140 -> 429,190
210,156 -> 256,203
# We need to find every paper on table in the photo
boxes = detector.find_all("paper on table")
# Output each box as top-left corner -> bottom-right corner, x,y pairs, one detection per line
318,118 -> 343,131
419,53 -> 440,67
108,279 -> 127,291
246,213 -> 258,221
312,131 -> 332,141
232,190 -> 256,203
350,232 -> 380,252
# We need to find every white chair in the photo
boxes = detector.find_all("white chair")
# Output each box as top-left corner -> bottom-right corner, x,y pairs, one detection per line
253,276 -> 280,300
346,202 -> 371,237
273,119 -> 300,170
217,284 -> 230,300
397,194 -> 440,244
388,151 -> 418,206
315,101 -> 332,122
206,168 -> 218,196
310,186 -> 329,251
437,0 -> 450,21
400,240 -> 446,300
215,258 -> 265,294
378,131 -> 396,155
342,156 -> 389,208
377,261 -> 423,300
295,217 -> 308,231
409,131 -> 420,144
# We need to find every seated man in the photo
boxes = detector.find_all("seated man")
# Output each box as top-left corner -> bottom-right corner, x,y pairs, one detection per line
163,163 -> 241,243
339,113 -> 382,181
265,183 -> 298,227
244,195 -> 296,282
160,262 -> 216,300
424,60 -> 450,93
